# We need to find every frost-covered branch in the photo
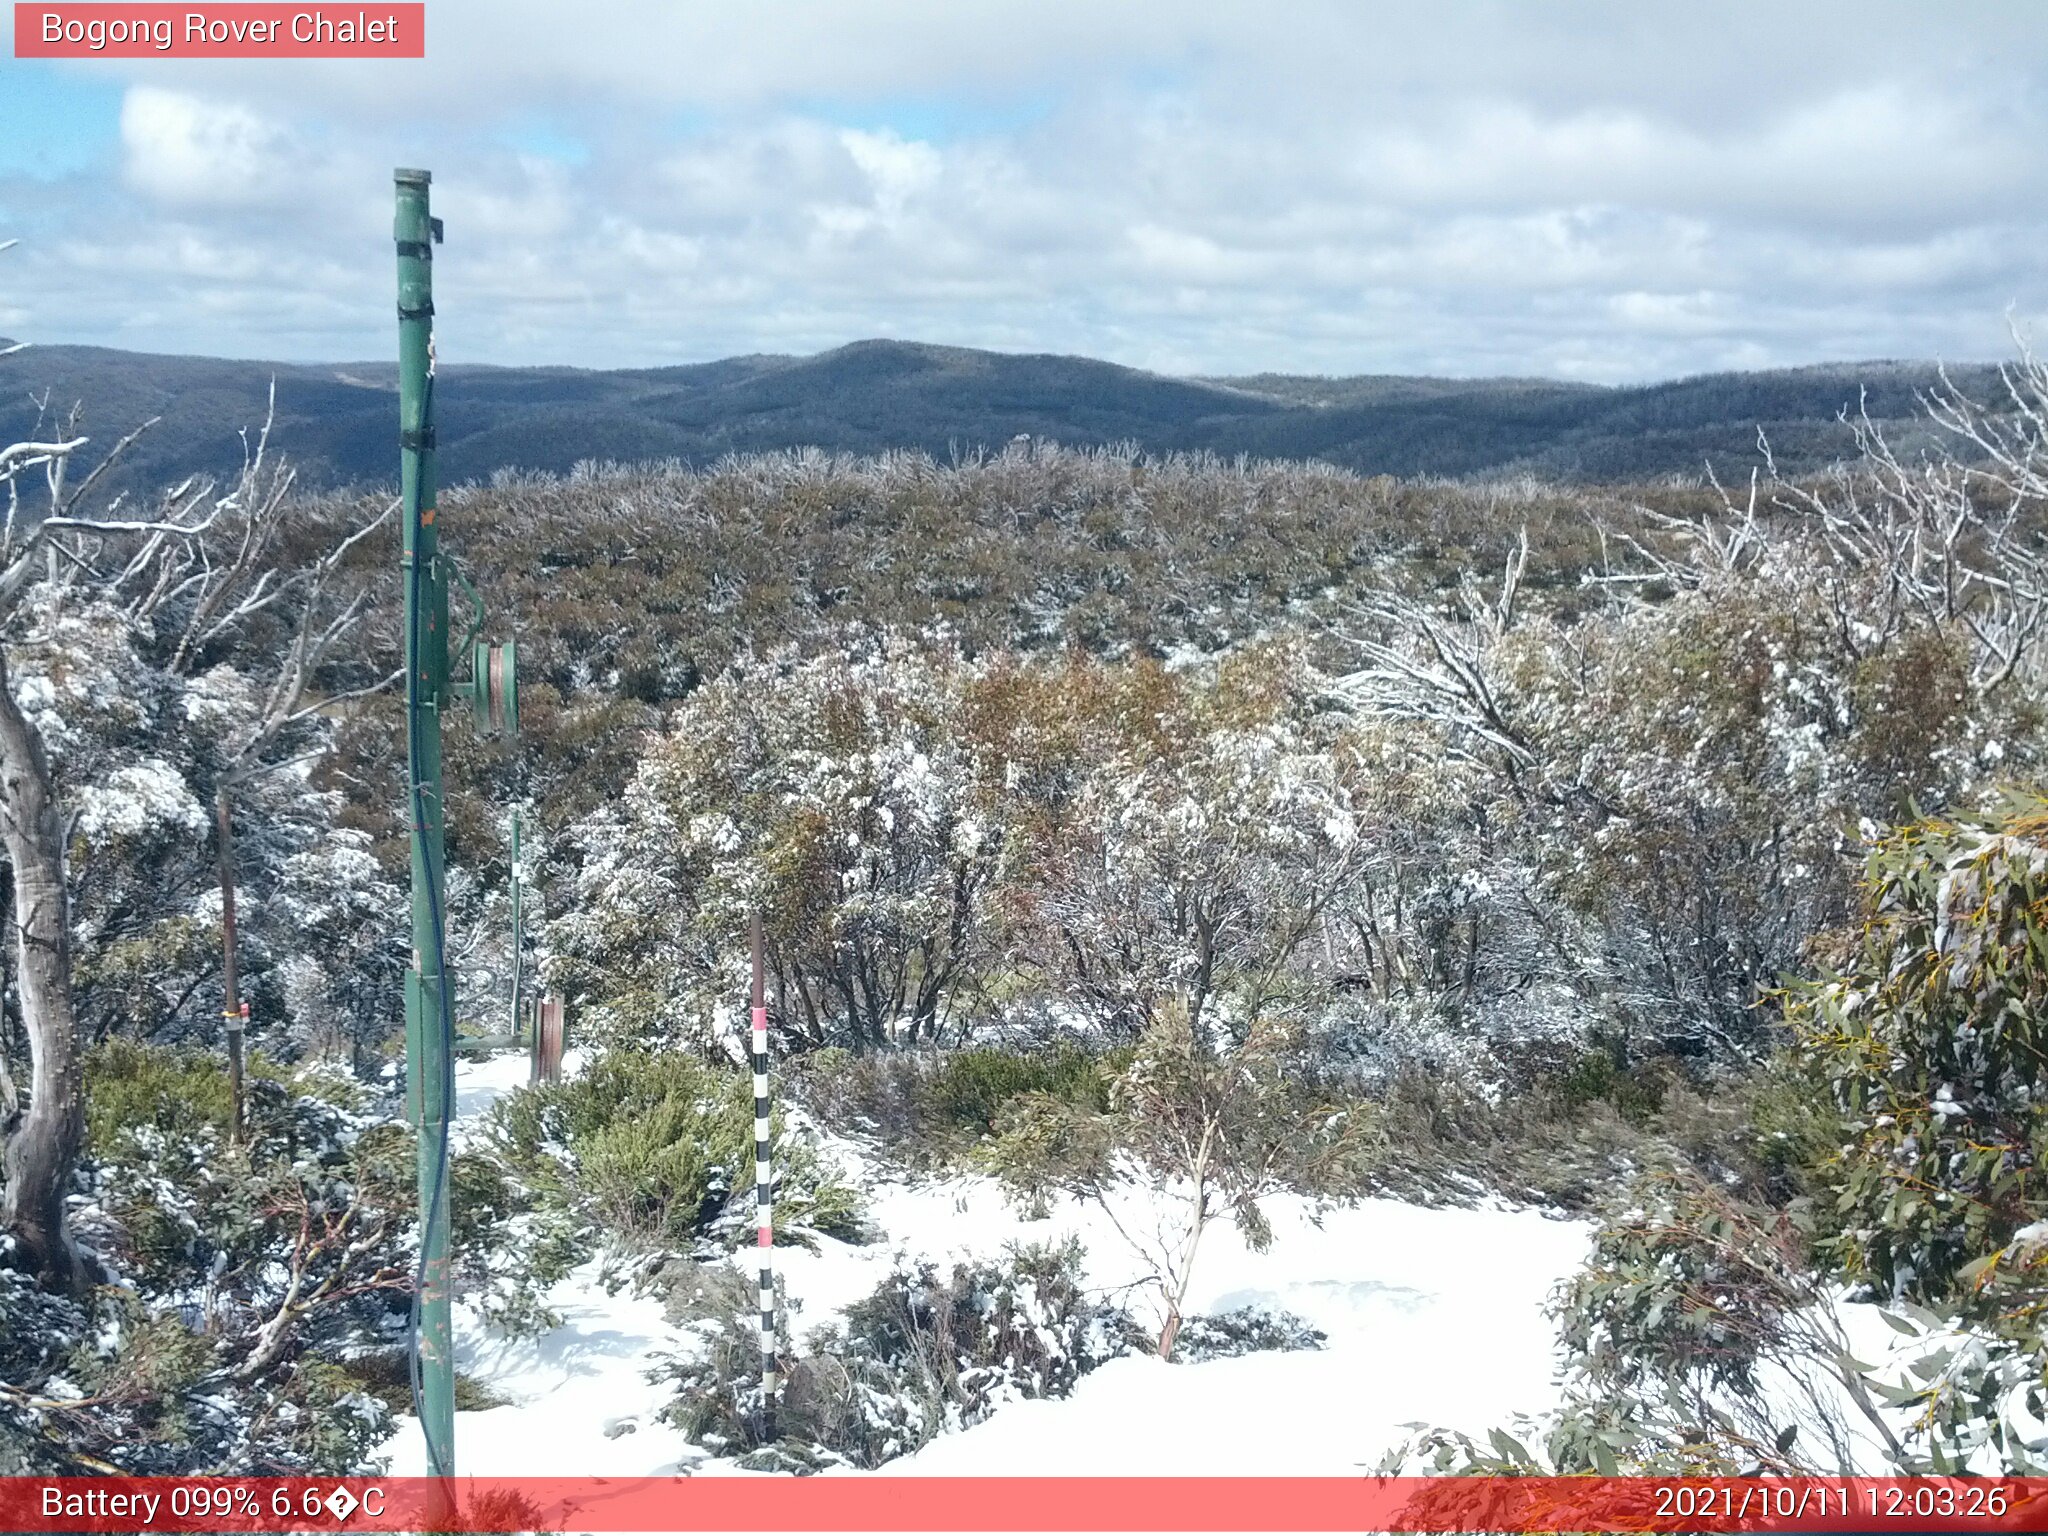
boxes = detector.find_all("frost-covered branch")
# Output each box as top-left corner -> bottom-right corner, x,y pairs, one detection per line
1336,538 -> 1540,775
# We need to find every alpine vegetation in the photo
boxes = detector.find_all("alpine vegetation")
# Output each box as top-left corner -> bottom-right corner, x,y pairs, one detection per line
3,328 -> 2046,1478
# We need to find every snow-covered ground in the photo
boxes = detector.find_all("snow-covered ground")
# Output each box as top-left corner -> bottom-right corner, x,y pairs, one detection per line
379,1049 -> 1595,1478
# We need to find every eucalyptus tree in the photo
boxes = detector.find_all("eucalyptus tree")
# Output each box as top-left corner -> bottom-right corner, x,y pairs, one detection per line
0,353 -> 392,1286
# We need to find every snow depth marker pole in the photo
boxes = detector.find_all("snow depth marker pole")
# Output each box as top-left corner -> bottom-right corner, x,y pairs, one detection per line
750,912 -> 777,1441
510,806 -> 525,1045
214,787 -> 246,1143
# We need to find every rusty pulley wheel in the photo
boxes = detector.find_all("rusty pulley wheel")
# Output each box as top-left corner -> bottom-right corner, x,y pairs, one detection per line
472,639 -> 519,736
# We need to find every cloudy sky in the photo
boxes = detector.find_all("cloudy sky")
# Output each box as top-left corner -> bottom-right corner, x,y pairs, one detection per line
1,1 -> 2044,381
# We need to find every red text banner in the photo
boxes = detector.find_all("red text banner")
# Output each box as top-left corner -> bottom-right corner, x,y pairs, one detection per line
14,4 -> 424,57
1,1476 -> 2046,1533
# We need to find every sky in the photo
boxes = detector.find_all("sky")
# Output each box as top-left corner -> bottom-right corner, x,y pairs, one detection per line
1,1 -> 2045,382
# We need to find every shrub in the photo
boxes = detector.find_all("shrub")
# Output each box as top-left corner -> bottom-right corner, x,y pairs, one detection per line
1786,795 -> 2048,1468
1171,1307 -> 1326,1363
659,1239 -> 1144,1467
924,1046 -> 1114,1135
5,1045 -> 409,1474
1793,798 -> 2048,1302
981,1007 -> 1358,1358
82,1037 -> 285,1153
1539,1044 -> 1670,1126
1393,1166 -> 1902,1479
482,1048 -> 865,1253
791,1041 -> 1129,1160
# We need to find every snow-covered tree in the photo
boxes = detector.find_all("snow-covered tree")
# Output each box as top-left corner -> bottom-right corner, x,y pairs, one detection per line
553,634 -> 1013,1053
1343,353 -> 2048,1057
1009,641 -> 1363,1041
0,378 -> 392,1286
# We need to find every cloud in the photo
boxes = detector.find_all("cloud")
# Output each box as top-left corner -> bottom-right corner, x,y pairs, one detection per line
119,87 -> 290,207
0,1 -> 2043,380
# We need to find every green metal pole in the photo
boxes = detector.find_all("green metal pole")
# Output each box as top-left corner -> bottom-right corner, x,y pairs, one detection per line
395,166 -> 454,1482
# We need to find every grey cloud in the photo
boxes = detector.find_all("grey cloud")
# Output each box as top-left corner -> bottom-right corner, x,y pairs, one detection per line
1,2 -> 2043,380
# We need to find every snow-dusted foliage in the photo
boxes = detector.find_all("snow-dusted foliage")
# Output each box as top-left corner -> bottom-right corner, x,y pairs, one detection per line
1343,504 -> 2044,1056
477,1048 -> 863,1265
553,633 -> 1011,1053
553,633 -> 1371,1057
0,584 -> 401,1057
1785,796 -> 2048,1470
660,1238 -> 1146,1468
1006,638 -> 1364,1040
0,382 -> 408,1470
1,1043 -> 409,1474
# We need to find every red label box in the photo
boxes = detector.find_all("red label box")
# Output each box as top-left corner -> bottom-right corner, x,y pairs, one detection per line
14,4 -> 424,57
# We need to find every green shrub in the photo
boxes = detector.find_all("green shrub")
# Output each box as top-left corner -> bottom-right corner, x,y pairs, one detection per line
792,1041 -> 1132,1161
1783,796 -> 2048,1468
1792,797 -> 2048,1303
483,1048 -> 865,1251
926,1045 -> 1118,1133
1540,1045 -> 1670,1126
578,1097 -> 720,1244
83,1037 -> 284,1153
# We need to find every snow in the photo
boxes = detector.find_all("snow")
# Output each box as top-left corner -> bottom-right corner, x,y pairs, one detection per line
74,758 -> 206,839
379,1049 -> 1595,1479
862,1191 -> 1585,1476
447,1047 -> 549,1146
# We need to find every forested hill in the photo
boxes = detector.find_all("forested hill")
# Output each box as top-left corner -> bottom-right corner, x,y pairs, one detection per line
0,335 -> 1999,493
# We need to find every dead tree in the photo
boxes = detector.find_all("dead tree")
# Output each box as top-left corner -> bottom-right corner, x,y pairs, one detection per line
0,294 -> 394,1285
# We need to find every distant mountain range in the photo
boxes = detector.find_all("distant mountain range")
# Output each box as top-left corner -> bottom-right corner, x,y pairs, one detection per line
0,337 -> 2000,495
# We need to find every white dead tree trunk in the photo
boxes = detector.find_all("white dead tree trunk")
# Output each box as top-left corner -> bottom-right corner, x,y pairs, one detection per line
0,637 -> 81,1287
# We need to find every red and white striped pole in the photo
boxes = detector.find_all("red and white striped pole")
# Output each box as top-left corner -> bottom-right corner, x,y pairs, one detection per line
749,912 -> 777,1441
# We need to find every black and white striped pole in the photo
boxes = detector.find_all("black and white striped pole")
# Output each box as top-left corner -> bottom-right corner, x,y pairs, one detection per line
750,912 -> 777,1442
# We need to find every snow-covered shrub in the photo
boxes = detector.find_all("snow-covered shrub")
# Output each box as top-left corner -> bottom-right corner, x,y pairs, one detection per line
1405,797 -> 2048,1478
1346,426 -> 2048,1059
83,1042 -> 414,1361
1293,981 -> 1591,1109
552,634 -> 1368,1058
1170,1306 -> 1326,1362
1387,1165 -> 1887,1478
1508,573 -> 2000,1052
481,1048 -> 864,1255
660,1239 -> 1144,1467
1554,1166 -> 1897,1470
552,634 -> 1014,1053
789,1041 -> 1127,1158
783,1046 -> 926,1144
0,1043 -> 409,1473
1006,639 -> 1364,1041
0,1259 -> 91,1471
